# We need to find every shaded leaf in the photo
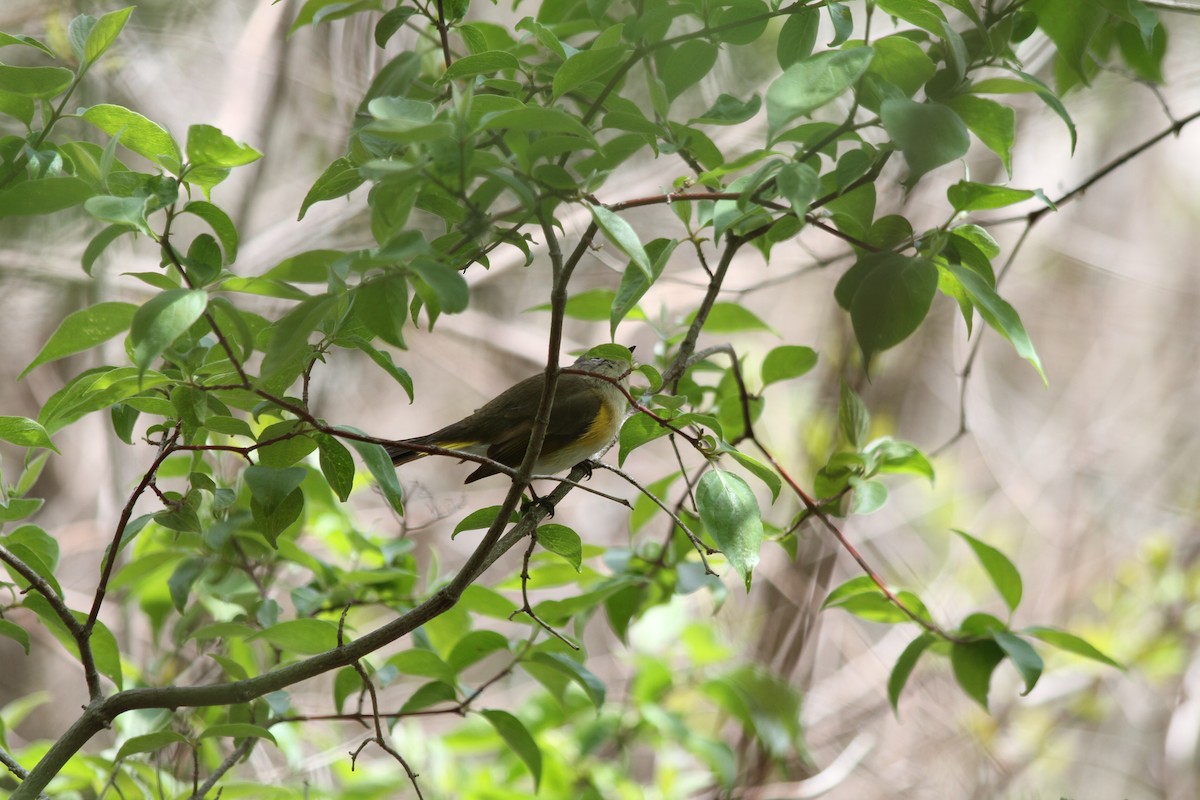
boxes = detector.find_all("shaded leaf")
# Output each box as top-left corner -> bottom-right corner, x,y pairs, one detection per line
482,709 -> 542,790
888,633 -> 935,713
697,470 -> 764,591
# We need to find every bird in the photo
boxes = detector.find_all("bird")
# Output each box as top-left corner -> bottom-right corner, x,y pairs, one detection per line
385,351 -> 632,483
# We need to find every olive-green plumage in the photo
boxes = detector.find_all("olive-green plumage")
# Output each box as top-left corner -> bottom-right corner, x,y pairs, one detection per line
386,354 -> 630,482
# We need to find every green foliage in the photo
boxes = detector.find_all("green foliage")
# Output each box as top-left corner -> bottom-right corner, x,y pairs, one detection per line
0,0 -> 1157,797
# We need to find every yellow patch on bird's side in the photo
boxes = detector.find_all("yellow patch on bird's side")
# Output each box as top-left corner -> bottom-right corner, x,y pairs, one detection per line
578,401 -> 614,450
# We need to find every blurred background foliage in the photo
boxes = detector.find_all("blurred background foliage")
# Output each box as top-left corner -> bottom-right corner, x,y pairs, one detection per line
0,0 -> 1199,798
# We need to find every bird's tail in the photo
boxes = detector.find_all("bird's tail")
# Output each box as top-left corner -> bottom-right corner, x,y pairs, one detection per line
385,438 -> 428,466
386,435 -> 476,466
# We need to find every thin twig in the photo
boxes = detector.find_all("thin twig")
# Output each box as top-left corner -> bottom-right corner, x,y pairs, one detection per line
186,736 -> 256,800
0,544 -> 102,700
0,746 -> 28,780
591,462 -> 716,573
86,426 -> 181,638
347,657 -> 425,798
509,532 -> 578,649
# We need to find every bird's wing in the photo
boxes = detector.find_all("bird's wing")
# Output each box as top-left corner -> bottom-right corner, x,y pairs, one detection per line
464,377 -> 602,481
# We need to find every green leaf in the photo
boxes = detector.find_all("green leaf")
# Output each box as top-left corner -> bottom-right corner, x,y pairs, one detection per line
375,6 -> 417,46
344,337 -> 414,401
116,731 -> 189,761
887,633 -> 935,713
244,465 -> 307,512
947,181 -> 1035,212
826,1 -> 853,45
724,448 -> 781,502
661,40 -> 718,100
530,288 -> 616,322
0,417 -> 57,452
299,156 -> 363,220
945,94 -> 1016,174
0,176 -> 95,217
444,50 -> 520,81
346,435 -> 405,514
406,257 -> 469,314
944,262 -> 1046,383
483,106 -> 597,143
880,98 -> 969,185
446,630 -> 509,672
84,6 -> 135,64
39,367 -> 170,434
870,439 -> 935,482
530,652 -> 606,709
710,0 -> 769,44
690,93 -> 762,126
183,201 -> 239,263
992,631 -> 1043,694
21,302 -> 137,378
838,379 -> 869,448
80,104 -> 181,172
696,470 -> 764,592
198,723 -> 276,744
259,294 -> 337,382
536,524 -> 583,572
766,47 -> 873,134
389,649 -> 456,684
689,302 -> 775,334
955,530 -> 1022,612
822,578 -> 928,623
355,274 -> 408,348
972,73 -> 1076,153
316,434 -> 355,502
453,505 -> 518,538
876,0 -> 946,34
0,619 -> 31,655
481,710 -> 542,790
843,254 -> 938,364
1023,626 -> 1121,668
401,681 -> 458,713
776,161 -> 819,218
250,619 -> 339,655
821,576 -> 878,608
849,477 -> 887,514
776,8 -> 819,69
0,32 -> 56,56
761,345 -> 817,386
618,412 -> 672,466
589,204 -> 652,277
84,195 -> 152,236
91,618 -> 124,689
950,639 -> 1005,709
167,557 -> 205,612
553,47 -> 627,99
611,238 -> 674,337
1025,0 -> 1107,84
129,289 -> 208,379
182,124 -> 256,191
0,65 -> 73,99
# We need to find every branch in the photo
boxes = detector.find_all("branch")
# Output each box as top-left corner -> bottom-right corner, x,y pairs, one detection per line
0,748 -> 27,781
186,736 -> 256,800
0,544 -> 101,700
86,426 -> 180,639
662,238 -> 743,388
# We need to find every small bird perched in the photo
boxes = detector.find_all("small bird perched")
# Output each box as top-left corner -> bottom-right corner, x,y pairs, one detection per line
385,352 -> 632,483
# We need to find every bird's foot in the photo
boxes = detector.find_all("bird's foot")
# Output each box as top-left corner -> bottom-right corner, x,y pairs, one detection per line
572,459 -> 598,480
521,487 -> 556,518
